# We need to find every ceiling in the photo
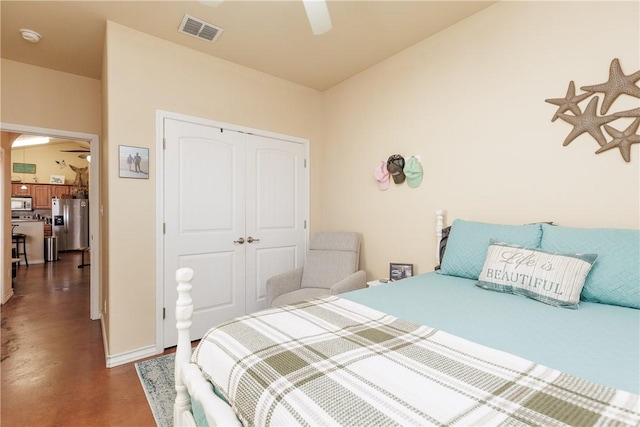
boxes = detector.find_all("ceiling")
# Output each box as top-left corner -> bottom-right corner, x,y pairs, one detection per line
1,0 -> 496,91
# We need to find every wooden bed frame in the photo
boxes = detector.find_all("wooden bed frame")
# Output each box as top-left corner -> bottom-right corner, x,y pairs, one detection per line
173,210 -> 448,426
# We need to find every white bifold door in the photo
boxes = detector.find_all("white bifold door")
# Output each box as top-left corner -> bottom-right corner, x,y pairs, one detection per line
163,117 -> 307,347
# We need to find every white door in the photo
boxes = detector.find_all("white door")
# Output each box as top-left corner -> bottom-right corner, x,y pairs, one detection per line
163,118 -> 247,346
244,134 -> 307,314
162,118 -> 307,347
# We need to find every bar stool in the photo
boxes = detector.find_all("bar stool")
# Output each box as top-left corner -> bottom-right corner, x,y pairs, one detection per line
12,233 -> 29,267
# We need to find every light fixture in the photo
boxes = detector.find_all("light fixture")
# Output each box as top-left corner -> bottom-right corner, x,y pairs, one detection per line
12,136 -> 50,148
302,0 -> 332,35
20,28 -> 41,43
199,0 -> 223,6
200,0 -> 332,36
20,150 -> 28,190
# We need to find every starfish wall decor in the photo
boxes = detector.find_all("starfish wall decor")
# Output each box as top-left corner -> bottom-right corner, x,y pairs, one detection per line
546,58 -> 640,162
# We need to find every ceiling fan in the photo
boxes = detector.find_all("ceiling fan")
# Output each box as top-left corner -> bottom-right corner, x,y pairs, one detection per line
60,146 -> 90,160
60,148 -> 89,153
200,0 -> 332,35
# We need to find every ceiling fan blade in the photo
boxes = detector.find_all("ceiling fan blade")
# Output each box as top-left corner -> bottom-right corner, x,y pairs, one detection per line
61,149 -> 90,153
302,0 -> 332,35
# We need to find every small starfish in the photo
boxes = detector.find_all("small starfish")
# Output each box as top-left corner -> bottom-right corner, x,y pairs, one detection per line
581,58 -> 640,115
545,81 -> 592,122
613,107 -> 640,118
595,117 -> 640,162
557,96 -> 617,147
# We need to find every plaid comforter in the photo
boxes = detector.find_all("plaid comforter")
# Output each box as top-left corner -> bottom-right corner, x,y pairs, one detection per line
192,297 -> 640,426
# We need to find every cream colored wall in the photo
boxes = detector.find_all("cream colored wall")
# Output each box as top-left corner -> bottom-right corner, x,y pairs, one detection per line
10,143 -> 90,185
100,36 -> 110,353
323,1 -> 640,280
1,60 -> 101,306
0,59 -> 102,134
104,22 -> 324,355
2,132 -> 20,303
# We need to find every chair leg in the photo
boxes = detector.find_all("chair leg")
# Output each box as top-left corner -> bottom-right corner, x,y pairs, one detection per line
12,240 -> 20,267
13,236 -> 28,267
22,238 -> 29,267
12,247 -> 20,268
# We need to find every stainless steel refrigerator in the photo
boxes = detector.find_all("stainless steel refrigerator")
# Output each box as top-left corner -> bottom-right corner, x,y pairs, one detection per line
52,198 -> 89,251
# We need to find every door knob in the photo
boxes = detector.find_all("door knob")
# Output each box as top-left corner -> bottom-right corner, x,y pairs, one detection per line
247,236 -> 260,243
234,237 -> 245,244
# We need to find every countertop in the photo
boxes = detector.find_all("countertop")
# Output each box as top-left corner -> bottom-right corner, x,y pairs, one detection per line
12,219 -> 46,223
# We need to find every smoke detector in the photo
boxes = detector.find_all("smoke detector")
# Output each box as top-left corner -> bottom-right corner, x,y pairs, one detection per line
20,29 -> 41,43
178,14 -> 223,43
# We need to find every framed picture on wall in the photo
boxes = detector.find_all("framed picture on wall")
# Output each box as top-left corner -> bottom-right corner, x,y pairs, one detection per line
49,174 -> 65,184
13,163 -> 36,174
389,263 -> 413,281
119,145 -> 149,179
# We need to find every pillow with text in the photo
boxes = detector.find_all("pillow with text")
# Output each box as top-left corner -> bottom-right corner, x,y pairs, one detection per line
477,241 -> 597,309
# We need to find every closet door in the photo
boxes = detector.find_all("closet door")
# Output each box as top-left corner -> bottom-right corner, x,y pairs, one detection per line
163,118 -> 247,347
244,134 -> 307,314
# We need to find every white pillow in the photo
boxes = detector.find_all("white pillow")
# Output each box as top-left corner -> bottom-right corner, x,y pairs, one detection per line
477,241 -> 597,309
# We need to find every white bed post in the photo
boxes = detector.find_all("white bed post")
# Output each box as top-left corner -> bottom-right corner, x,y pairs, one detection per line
174,268 -> 195,427
435,209 -> 446,265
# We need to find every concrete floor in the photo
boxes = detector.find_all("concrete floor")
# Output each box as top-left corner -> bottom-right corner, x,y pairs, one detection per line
1,252 -> 160,426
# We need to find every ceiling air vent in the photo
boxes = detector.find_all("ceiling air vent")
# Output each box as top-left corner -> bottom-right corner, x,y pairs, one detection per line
179,14 -> 223,43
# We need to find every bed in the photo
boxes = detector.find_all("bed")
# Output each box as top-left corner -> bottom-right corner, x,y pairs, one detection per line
173,211 -> 640,426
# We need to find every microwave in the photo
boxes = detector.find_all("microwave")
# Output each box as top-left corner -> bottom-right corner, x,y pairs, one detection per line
11,196 -> 33,211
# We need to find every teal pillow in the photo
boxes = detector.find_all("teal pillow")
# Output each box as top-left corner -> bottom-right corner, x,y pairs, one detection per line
438,220 -> 543,280
540,224 -> 640,309
477,241 -> 597,309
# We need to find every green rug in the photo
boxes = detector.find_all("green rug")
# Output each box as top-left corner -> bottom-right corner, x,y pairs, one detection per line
135,353 -> 175,427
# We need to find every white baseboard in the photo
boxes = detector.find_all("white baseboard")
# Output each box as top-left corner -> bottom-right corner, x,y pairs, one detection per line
100,315 -> 161,368
101,315 -> 109,365
106,343 -> 161,368
2,289 -> 14,304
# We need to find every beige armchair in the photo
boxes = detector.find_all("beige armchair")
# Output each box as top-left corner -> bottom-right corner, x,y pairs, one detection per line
266,232 -> 366,307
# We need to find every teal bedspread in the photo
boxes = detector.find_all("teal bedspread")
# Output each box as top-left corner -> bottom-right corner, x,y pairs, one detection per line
342,272 -> 640,394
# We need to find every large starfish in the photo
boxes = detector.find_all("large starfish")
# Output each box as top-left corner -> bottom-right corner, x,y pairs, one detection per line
581,58 -> 640,115
595,117 -> 640,162
545,81 -> 592,122
557,96 -> 617,147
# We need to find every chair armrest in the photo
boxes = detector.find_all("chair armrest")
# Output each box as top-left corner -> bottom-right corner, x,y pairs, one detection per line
330,270 -> 367,295
266,267 -> 304,307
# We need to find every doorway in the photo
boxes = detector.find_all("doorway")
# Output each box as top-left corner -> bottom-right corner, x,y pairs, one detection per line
1,122 -> 100,320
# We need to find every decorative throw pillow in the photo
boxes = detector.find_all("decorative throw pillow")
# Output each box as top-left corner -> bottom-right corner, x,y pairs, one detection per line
477,241 -> 597,309
438,220 -> 543,280
540,224 -> 640,309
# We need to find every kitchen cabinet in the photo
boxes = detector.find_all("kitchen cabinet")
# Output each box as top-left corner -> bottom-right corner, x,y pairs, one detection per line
11,183 -> 32,196
12,184 -> 75,209
32,185 -> 51,209
51,184 -> 72,200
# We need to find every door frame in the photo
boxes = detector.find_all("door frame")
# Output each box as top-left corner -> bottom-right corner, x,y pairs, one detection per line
0,122 -> 101,320
155,110 -> 310,351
